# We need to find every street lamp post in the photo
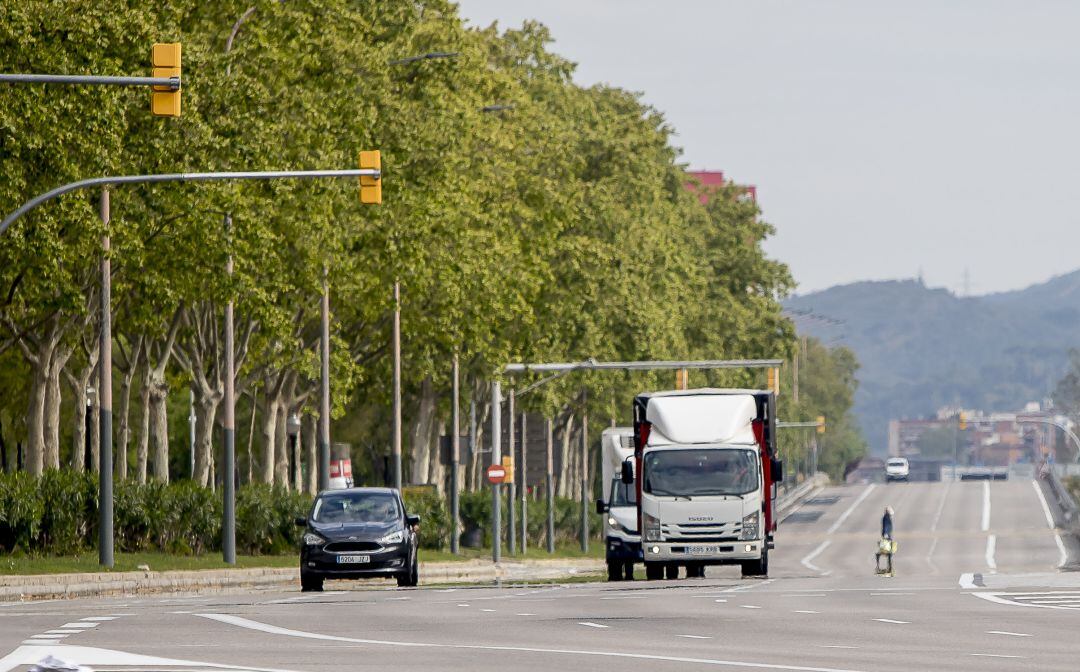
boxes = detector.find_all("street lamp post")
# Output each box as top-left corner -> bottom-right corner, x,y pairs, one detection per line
287,413 -> 301,490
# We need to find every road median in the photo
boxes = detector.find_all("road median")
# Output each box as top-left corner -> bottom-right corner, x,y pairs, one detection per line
0,557 -> 605,601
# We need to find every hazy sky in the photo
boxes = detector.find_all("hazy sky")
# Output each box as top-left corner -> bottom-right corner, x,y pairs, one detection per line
455,1 -> 1080,295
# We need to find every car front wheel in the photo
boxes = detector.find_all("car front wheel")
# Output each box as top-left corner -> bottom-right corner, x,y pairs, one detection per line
397,554 -> 419,587
300,571 -> 324,592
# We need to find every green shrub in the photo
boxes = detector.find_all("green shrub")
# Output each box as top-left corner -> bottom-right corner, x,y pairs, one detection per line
0,472 -> 43,552
36,470 -> 96,554
165,480 -> 221,555
402,487 -> 450,550
235,483 -> 311,555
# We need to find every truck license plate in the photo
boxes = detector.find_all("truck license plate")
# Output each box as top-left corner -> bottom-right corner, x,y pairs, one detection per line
336,554 -> 370,564
687,545 -> 714,556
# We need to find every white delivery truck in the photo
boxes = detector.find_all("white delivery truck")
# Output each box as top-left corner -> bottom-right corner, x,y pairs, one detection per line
595,427 -> 640,581
625,389 -> 782,580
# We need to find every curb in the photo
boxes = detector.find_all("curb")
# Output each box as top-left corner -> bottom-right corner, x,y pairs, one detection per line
0,558 -> 605,602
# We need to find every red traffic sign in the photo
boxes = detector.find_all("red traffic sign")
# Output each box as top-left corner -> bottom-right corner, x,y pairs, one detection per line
486,464 -> 507,484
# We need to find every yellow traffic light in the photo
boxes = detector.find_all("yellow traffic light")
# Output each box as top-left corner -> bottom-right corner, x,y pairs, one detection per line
151,43 -> 181,117
767,367 -> 780,397
359,150 -> 382,204
501,455 -> 514,484
958,411 -> 967,430
817,415 -> 826,434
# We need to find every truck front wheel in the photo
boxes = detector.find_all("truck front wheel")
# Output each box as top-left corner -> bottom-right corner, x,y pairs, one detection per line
645,562 -> 664,580
664,563 -> 679,580
741,550 -> 769,578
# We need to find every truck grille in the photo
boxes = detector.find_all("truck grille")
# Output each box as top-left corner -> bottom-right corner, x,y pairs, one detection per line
661,522 -> 740,542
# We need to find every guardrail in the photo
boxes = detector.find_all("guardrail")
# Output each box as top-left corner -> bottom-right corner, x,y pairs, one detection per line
1049,465 -> 1080,525
776,472 -> 828,519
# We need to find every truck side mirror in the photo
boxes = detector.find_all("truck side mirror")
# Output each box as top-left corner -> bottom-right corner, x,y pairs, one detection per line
771,457 -> 784,483
595,499 -> 607,515
620,460 -> 634,484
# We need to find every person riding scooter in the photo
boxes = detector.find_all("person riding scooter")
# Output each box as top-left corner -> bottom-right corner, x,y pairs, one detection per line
881,506 -> 894,539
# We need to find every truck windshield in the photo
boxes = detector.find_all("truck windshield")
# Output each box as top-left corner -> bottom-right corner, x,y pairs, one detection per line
643,448 -> 758,497
610,478 -> 637,506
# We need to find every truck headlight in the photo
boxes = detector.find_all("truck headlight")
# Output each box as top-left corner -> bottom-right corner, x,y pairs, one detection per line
739,511 -> 759,540
379,530 -> 405,545
643,513 -> 662,542
303,532 -> 326,546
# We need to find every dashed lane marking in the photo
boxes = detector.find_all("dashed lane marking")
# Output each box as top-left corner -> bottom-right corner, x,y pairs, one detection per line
969,653 -> 1024,659
678,635 -> 713,639
871,619 -> 909,624
481,609 -> 496,612
986,631 -> 1031,637
739,605 -> 761,610
579,622 -> 609,629
981,481 -> 991,532
985,534 -> 997,572
793,611 -> 819,614
714,599 -> 728,603
516,613 -> 535,616
826,484 -> 876,535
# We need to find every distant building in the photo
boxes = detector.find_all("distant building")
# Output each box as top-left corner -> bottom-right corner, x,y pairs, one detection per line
887,403 -> 1068,466
686,170 -> 756,204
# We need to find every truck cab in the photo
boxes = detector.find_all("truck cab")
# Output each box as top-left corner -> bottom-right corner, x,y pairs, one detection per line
631,389 -> 781,579
596,427 -> 640,581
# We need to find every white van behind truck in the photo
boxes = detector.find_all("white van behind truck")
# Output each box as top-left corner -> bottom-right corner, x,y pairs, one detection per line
596,427 -> 640,581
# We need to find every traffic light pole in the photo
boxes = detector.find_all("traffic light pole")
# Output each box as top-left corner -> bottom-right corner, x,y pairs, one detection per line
0,168 -> 380,236
0,73 -> 179,88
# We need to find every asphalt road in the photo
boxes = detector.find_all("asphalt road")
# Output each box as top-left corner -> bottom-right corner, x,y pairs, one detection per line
3,478 -> 1078,672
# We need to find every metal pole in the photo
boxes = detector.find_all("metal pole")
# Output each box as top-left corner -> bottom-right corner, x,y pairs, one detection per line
492,380 -> 501,564
222,214 -> 236,564
469,399 -> 477,487
392,281 -> 402,490
318,266 -> 331,491
0,73 -> 180,88
507,390 -> 516,555
520,411 -> 527,554
546,418 -> 555,554
580,406 -> 589,553
450,354 -> 460,555
189,389 -> 196,478
98,188 -> 113,568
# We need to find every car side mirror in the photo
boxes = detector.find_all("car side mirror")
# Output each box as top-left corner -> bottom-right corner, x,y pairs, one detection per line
406,514 -> 421,527
771,457 -> 784,483
294,516 -> 307,527
620,460 -> 634,485
595,498 -> 608,515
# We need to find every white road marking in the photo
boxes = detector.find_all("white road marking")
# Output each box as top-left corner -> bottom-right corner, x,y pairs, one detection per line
714,599 -> 728,603
959,573 -> 977,589
801,540 -> 832,575
197,614 -> 874,672
30,635 -> 68,639
579,622 -> 609,629
969,653 -> 1024,659
782,594 -> 825,598
793,610 -> 819,614
457,604 -> 470,607
827,484 -> 876,535
60,622 -> 98,629
720,579 -> 775,593
985,534 -> 997,572
600,596 -> 647,600
817,646 -> 858,649
972,592 -> 1080,611
678,635 -> 713,639
384,597 -> 410,601
0,644 -> 299,672
481,609 -> 496,612
82,617 -> 119,621
516,613 -> 536,616
930,480 -> 950,532
981,481 -> 991,532
1031,479 -> 1069,567
45,631 -> 77,635
986,631 -> 1031,637
739,605 -> 761,610
870,592 -> 913,596
871,619 -> 909,624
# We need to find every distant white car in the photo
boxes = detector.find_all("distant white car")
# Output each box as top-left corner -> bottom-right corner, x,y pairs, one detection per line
885,457 -> 910,482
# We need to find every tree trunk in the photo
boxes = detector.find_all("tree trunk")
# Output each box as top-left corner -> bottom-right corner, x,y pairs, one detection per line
136,364 -> 151,483
116,341 -> 143,481
69,382 -> 88,472
193,392 -> 220,487
43,350 -> 68,470
274,403 -> 289,488
304,413 -> 317,494
556,413 -> 574,498
408,376 -> 438,486
24,365 -> 46,475
292,414 -> 303,491
428,419 -> 446,495
149,379 -> 170,483
260,394 -> 280,485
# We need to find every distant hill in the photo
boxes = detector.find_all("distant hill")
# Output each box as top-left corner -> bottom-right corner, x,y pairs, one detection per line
785,273 -> 1080,453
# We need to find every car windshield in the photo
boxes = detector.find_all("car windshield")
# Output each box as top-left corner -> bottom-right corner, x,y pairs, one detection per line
644,448 -> 758,497
610,477 -> 637,506
311,492 -> 400,524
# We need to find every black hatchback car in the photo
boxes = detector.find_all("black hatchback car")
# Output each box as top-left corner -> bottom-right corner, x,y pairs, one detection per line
295,487 -> 420,591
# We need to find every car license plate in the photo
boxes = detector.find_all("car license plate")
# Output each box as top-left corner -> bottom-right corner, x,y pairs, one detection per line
687,545 -> 714,556
336,554 -> 370,564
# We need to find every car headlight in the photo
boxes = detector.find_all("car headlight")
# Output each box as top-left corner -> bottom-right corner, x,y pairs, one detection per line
740,511 -> 759,540
643,513 -> 662,542
303,532 -> 326,546
379,530 -> 405,545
